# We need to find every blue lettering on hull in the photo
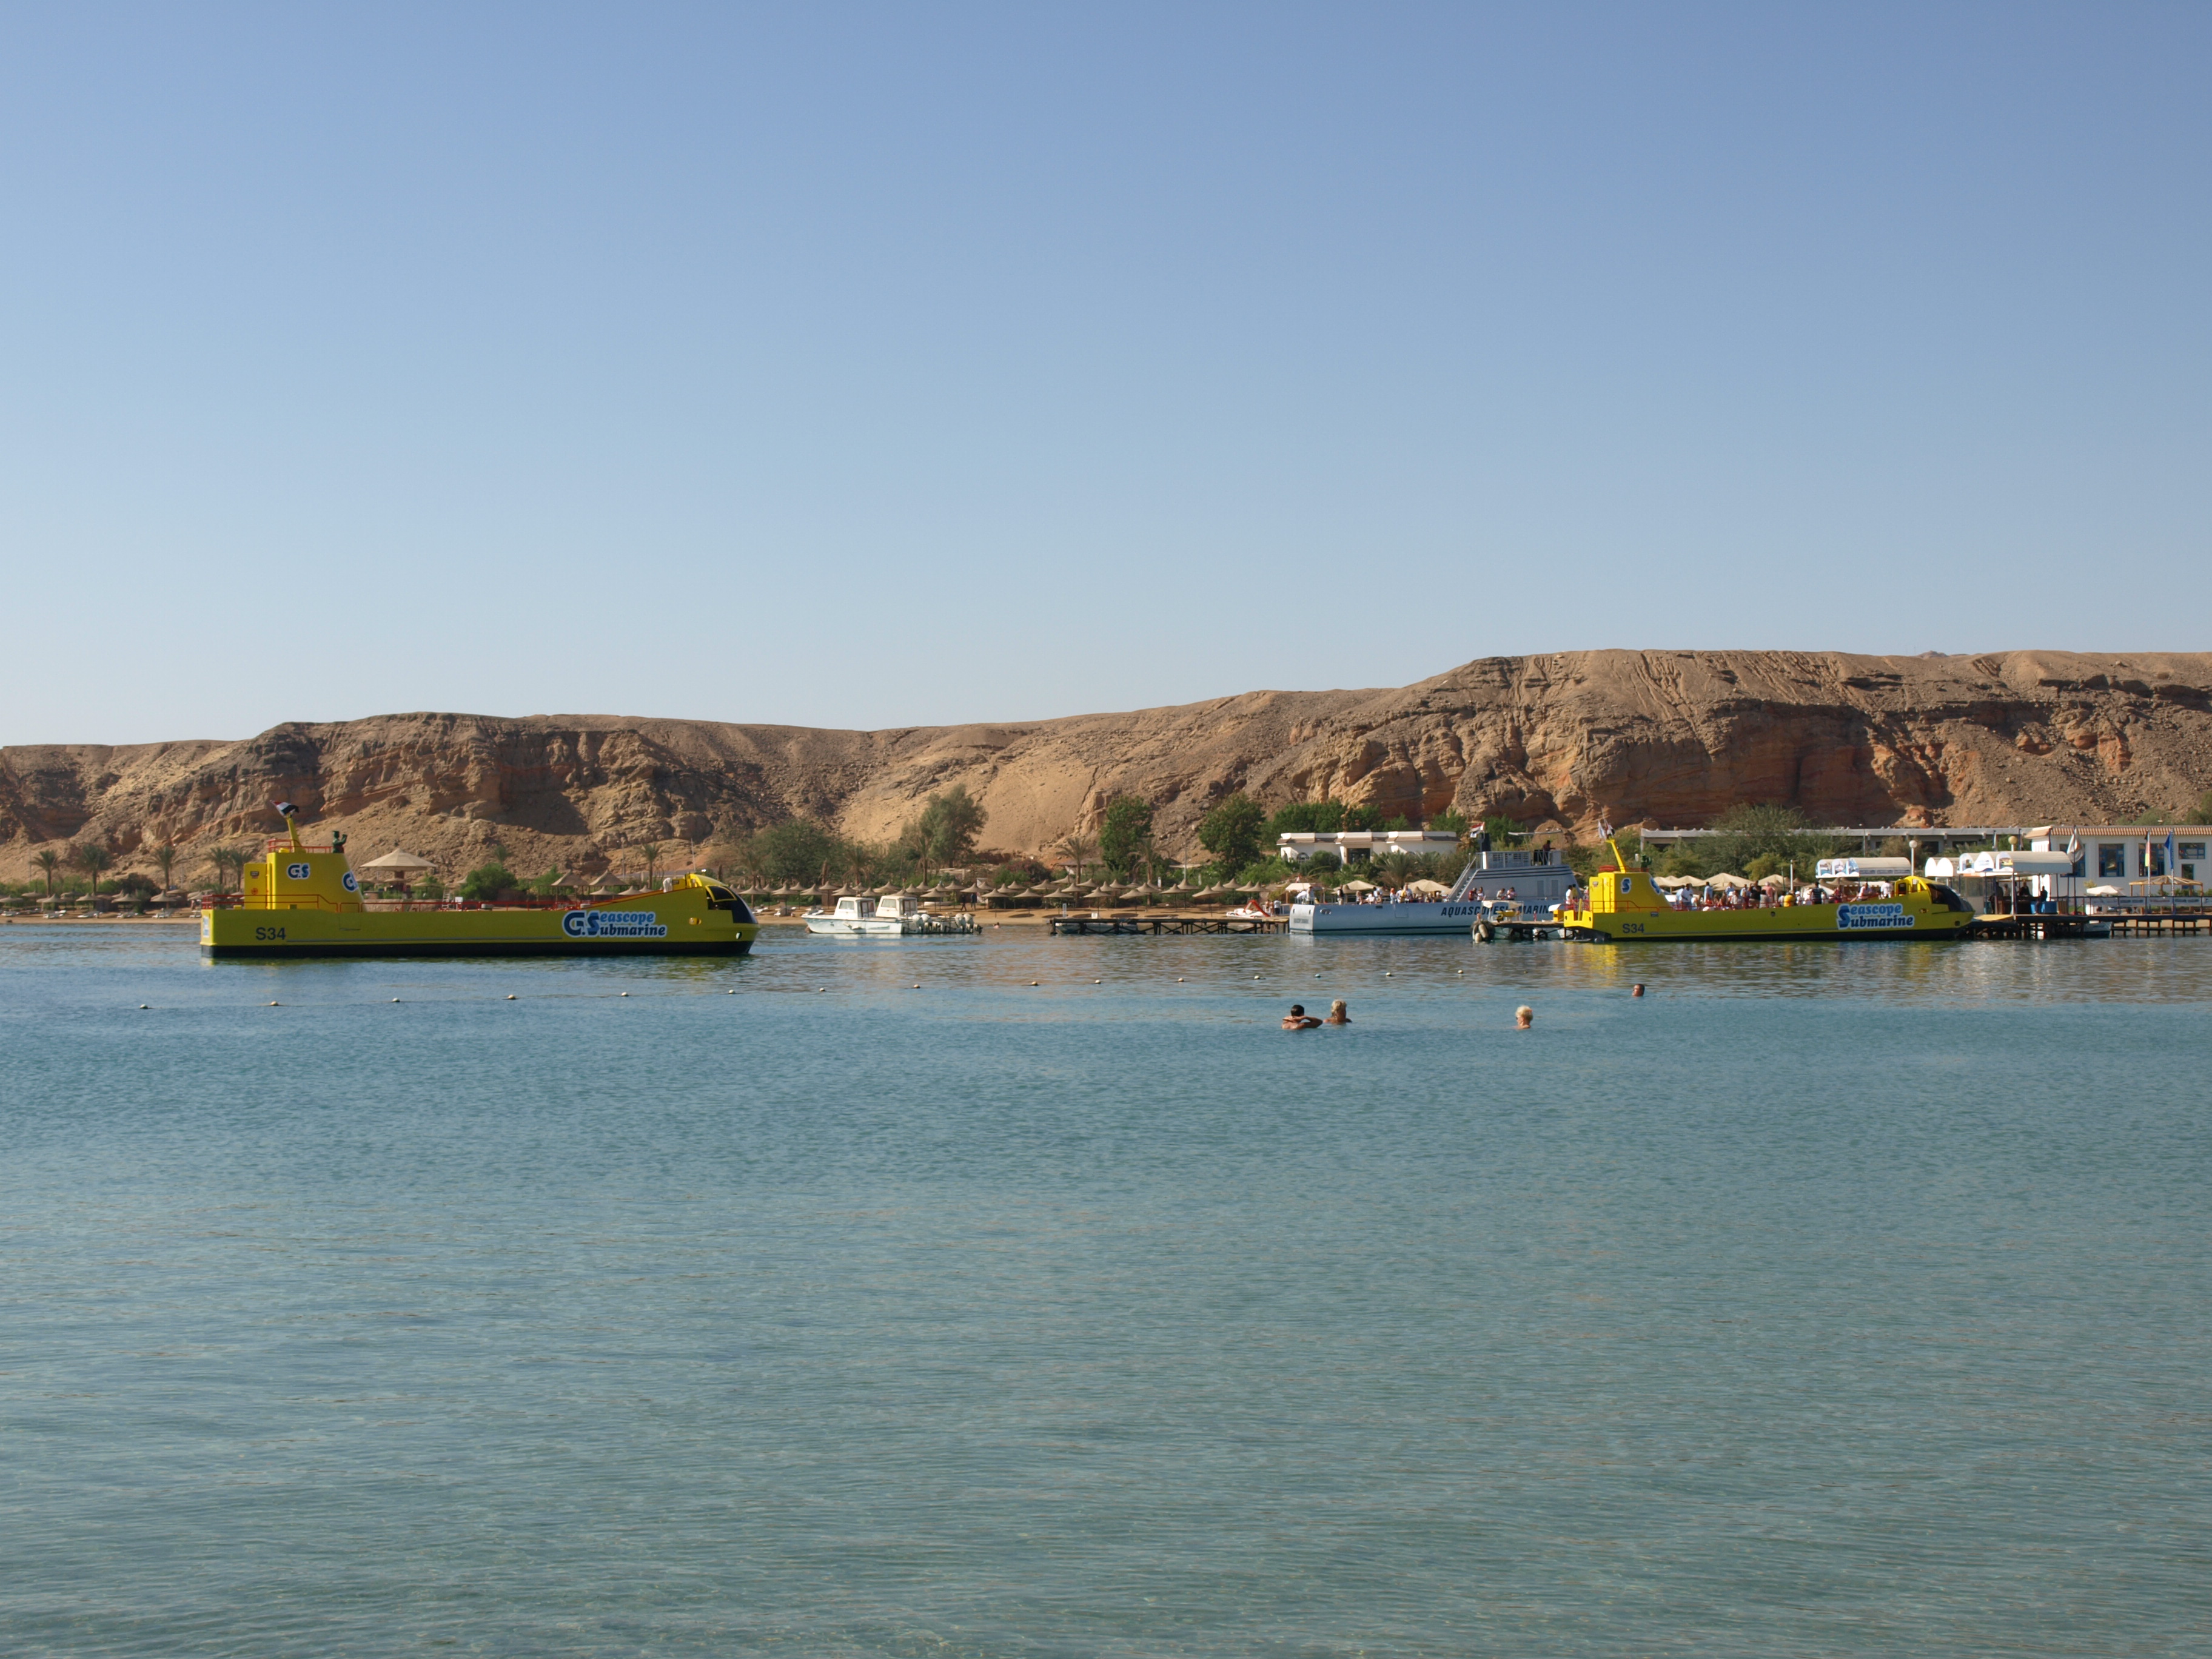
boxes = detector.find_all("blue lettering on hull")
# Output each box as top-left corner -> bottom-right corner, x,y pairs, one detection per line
1837,904 -> 1915,930
561,910 -> 669,939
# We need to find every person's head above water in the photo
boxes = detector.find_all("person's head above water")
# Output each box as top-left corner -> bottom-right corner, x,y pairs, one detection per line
1289,1004 -> 1304,1016
1282,1003 -> 1321,1030
1325,999 -> 1349,1024
1632,984 -> 1645,997
1515,1005 -> 1534,1028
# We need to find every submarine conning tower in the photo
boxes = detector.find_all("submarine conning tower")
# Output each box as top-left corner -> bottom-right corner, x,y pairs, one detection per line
240,802 -> 365,913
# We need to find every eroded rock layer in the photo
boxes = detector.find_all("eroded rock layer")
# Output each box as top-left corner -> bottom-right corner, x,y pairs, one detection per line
4,650 -> 2208,882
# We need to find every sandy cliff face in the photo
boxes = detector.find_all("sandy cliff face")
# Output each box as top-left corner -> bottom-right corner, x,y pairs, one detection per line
5,649 -> 2208,882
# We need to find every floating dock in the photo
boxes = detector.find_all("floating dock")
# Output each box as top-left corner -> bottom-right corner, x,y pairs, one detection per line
1049,915 -> 1287,936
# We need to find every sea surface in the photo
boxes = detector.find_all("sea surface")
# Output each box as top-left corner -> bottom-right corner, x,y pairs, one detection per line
3,922 -> 2209,1657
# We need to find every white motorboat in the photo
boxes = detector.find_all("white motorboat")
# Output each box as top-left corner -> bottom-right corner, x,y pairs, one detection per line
803,893 -> 977,936
1289,848 -> 1577,934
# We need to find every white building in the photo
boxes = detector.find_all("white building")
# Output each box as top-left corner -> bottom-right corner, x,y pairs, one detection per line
1276,830 -> 1462,864
2022,825 -> 2208,887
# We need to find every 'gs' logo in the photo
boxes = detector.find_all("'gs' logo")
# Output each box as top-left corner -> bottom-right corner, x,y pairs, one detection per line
286,862 -> 312,880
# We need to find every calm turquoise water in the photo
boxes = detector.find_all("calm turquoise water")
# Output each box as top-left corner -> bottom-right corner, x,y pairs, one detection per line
4,923 -> 2209,1656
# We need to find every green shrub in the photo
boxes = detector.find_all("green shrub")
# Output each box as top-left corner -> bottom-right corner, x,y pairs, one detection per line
458,862 -> 519,902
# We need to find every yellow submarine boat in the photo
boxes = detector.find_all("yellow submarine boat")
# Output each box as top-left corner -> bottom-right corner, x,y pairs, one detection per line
201,808 -> 757,959
1558,843 -> 1974,943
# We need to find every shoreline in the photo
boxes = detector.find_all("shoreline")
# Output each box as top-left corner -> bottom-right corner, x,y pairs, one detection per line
0,910 -> 1233,930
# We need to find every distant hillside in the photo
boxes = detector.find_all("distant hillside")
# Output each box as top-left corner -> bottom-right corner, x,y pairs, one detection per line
5,649 -> 2209,883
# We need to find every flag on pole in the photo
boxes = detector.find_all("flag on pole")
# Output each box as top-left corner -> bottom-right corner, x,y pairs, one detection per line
2166,828 -> 2177,877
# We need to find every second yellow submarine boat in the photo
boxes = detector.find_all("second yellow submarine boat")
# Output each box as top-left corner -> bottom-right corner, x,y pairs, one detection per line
201,809 -> 757,958
1557,842 -> 1974,943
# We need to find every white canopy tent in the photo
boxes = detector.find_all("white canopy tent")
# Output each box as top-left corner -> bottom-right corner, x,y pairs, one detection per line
359,848 -> 435,876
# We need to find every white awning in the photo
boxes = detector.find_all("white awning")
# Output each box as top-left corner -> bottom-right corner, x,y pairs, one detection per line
1988,851 -> 2076,876
1957,851 -> 2075,877
1815,857 -> 1913,880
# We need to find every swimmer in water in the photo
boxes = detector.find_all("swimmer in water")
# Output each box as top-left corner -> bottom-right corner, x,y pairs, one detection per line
1324,999 -> 1350,1025
1632,984 -> 1645,997
1282,1004 -> 1322,1031
1515,1005 -> 1533,1029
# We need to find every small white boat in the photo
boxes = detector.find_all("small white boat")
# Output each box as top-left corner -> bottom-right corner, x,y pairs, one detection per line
803,893 -> 977,936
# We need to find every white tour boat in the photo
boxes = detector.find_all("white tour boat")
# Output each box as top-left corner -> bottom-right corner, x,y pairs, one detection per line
803,893 -> 978,936
1288,848 -> 1576,935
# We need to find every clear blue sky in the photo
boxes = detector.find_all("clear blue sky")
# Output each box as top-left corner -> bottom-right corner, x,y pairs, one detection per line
4,4 -> 2207,745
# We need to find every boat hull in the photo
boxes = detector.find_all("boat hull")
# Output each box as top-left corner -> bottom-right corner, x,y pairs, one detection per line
203,898 -> 756,959
1563,902 -> 1971,943
1289,901 -> 1492,934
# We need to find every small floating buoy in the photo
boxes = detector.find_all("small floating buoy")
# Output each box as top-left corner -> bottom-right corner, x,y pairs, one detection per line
138,1004 -> 149,1010
268,1000 -> 279,1007
912,983 -> 922,990
392,997 -> 401,1002
506,994 -> 516,1000
727,989 -> 736,994
619,991 -> 629,996
1176,976 -> 1184,982
1029,980 -> 1039,987
1252,973 -> 1261,979
1384,971 -> 1392,977
1092,978 -> 1102,984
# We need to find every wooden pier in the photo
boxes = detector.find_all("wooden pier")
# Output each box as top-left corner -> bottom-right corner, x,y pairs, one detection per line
1048,914 -> 1287,936
2105,911 -> 2211,937
1971,911 -> 2210,939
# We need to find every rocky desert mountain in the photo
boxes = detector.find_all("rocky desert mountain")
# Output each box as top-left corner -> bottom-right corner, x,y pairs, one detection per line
5,649 -> 2209,884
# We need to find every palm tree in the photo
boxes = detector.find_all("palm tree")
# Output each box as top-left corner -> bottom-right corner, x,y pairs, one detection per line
72,842 -> 113,896
33,848 -> 60,896
204,845 -> 245,892
1057,828 -> 1097,880
639,843 -> 662,891
152,842 -> 179,893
